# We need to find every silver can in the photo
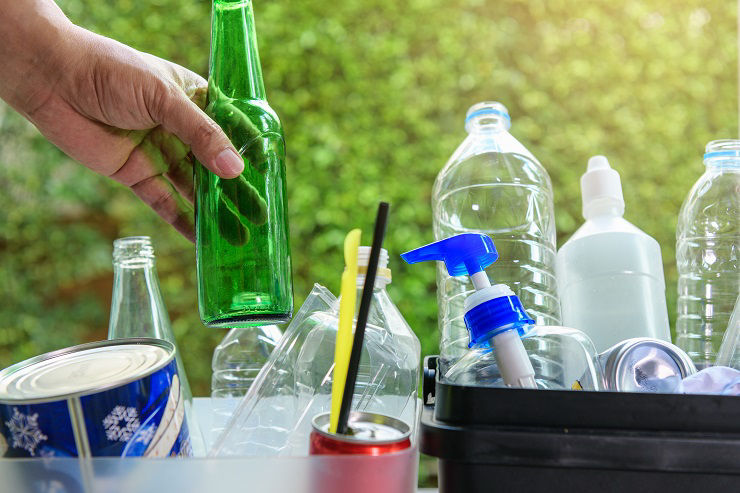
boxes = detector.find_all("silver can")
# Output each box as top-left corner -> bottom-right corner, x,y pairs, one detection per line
599,338 -> 697,392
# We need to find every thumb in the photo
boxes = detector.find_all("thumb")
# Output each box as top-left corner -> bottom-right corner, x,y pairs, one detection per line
153,83 -> 244,179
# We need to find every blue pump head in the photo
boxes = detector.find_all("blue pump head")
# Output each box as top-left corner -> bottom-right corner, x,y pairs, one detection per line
402,234 -> 534,347
400,233 -> 499,277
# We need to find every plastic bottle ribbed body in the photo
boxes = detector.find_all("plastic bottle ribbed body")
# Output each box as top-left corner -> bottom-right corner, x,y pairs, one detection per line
210,325 -> 282,445
432,102 -> 560,372
676,140 -> 740,369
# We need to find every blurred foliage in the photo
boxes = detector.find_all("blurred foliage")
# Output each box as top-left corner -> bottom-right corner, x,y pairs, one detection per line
0,0 -> 737,484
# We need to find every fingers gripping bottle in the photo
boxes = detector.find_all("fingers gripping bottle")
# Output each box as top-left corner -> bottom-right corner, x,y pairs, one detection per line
195,0 -> 293,327
403,234 -> 603,390
432,102 -> 560,373
676,140 -> 740,368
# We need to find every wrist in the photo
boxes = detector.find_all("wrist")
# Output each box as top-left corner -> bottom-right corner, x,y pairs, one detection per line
0,0 -> 80,118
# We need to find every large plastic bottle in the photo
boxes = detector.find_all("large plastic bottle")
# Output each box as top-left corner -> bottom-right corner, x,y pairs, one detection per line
210,325 -> 283,443
556,156 -> 671,352
402,234 -> 603,391
676,140 -> 740,369
432,101 -> 560,373
210,248 -> 420,456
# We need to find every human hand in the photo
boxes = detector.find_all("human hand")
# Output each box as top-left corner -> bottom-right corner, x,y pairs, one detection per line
0,1 -> 245,241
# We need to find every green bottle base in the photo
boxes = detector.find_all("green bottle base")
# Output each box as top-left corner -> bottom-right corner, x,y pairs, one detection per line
203,311 -> 292,328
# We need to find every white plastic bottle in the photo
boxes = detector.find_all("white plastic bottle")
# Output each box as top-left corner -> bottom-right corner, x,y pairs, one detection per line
556,156 -> 671,352
432,101 -> 560,373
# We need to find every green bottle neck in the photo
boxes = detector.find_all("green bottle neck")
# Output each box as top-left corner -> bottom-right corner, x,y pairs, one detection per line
209,0 -> 267,101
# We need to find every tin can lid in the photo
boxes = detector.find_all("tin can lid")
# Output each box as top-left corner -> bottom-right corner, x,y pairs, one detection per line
0,338 -> 174,403
311,411 -> 411,445
602,338 -> 696,392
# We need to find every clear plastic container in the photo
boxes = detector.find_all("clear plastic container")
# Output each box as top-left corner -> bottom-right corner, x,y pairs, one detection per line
211,249 -> 420,457
432,101 -> 560,373
676,140 -> 740,369
210,325 -> 283,444
556,156 -> 671,352
445,325 -> 603,390
0,398 -> 418,493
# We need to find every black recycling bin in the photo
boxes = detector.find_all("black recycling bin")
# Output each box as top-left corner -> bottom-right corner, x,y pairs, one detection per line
420,356 -> 740,492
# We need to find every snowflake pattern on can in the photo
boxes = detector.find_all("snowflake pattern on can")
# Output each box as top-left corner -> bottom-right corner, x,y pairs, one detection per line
102,405 -> 140,442
5,407 -> 48,456
134,425 -> 157,446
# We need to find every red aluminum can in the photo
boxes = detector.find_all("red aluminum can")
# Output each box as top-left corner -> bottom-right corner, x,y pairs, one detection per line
309,411 -> 411,456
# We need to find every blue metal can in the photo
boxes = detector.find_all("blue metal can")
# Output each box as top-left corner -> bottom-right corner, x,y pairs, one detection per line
0,338 -> 191,458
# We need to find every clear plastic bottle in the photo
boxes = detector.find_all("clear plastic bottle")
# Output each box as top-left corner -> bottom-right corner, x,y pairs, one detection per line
432,101 -> 560,373
556,156 -> 671,352
403,234 -> 603,391
676,140 -> 740,369
108,236 -> 204,455
210,325 -> 283,442
210,248 -> 420,456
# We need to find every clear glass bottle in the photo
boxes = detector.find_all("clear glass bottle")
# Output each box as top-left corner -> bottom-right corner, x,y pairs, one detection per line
108,236 -> 204,455
403,234 -> 602,391
210,248 -> 420,456
676,140 -> 740,368
195,0 -> 293,328
210,325 -> 283,441
432,101 -> 560,373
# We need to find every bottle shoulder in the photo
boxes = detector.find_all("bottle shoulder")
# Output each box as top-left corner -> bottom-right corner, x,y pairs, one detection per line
677,169 -> 740,238
207,94 -> 283,135
433,132 -> 551,195
563,216 -> 650,244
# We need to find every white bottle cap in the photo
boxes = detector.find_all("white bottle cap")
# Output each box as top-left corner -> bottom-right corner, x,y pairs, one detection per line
580,155 -> 625,219
357,246 -> 391,286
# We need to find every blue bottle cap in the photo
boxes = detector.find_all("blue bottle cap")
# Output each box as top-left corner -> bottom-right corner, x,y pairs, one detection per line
465,295 -> 534,347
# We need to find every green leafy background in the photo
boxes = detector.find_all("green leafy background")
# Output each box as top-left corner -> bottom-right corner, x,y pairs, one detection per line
0,0 -> 736,484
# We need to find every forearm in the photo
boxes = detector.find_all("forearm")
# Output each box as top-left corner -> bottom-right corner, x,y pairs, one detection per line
0,0 -> 78,118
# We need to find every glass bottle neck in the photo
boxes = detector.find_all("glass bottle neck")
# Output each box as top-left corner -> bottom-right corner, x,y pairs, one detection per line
109,256 -> 171,340
209,0 -> 267,101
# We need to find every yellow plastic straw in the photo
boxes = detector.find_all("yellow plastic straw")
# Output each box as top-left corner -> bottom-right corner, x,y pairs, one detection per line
329,229 -> 361,434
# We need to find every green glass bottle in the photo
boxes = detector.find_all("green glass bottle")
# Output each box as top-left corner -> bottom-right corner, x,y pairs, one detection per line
196,0 -> 292,327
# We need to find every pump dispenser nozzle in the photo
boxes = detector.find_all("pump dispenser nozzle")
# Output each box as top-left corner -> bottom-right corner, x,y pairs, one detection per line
402,234 -> 537,389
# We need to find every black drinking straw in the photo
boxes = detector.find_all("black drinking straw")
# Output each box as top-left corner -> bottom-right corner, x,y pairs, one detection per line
336,202 -> 390,435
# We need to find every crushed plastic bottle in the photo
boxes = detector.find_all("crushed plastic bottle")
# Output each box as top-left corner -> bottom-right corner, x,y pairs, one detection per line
556,156 -> 671,352
210,325 -> 283,444
210,248 -> 420,457
432,102 -> 560,373
676,140 -> 740,368
403,234 -> 602,390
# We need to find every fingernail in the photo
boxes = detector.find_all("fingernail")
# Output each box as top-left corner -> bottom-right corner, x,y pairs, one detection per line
215,148 -> 244,177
